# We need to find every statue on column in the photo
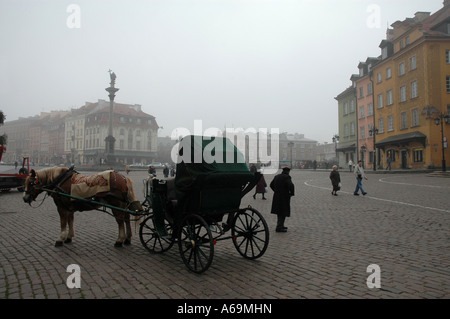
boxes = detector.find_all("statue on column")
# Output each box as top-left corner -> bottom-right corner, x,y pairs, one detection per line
108,69 -> 116,87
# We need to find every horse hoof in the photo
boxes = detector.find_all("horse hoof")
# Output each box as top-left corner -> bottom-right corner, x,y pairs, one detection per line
114,242 -> 123,247
124,239 -> 131,246
64,238 -> 72,244
55,241 -> 64,247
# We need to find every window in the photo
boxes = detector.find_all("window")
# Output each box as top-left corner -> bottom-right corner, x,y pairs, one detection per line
399,62 -> 405,75
386,67 -> 392,79
377,94 -> 384,108
388,115 -> 394,131
367,82 -> 373,95
400,86 -> 407,102
360,126 -> 365,139
446,50 -> 450,64
447,76 -> 450,93
344,102 -> 348,115
359,106 -> 365,118
410,56 -> 416,70
368,103 -> 373,116
412,109 -> 419,127
387,90 -> 393,105
377,72 -> 382,83
359,87 -> 364,98
401,112 -> 408,129
411,81 -> 418,98
378,118 -> 384,133
350,122 -> 355,136
344,124 -> 349,137
350,100 -> 355,113
413,149 -> 423,163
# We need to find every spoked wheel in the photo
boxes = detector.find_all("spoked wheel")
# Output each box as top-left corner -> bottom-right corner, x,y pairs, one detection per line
232,207 -> 269,259
139,214 -> 174,253
178,214 -> 214,274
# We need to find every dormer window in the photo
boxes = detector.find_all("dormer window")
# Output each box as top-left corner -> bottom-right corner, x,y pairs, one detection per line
382,47 -> 388,59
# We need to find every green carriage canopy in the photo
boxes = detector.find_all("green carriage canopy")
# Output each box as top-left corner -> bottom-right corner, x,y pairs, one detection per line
174,135 -> 257,215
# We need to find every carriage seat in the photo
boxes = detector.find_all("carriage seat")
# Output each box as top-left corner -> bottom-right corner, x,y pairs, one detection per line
165,178 -> 178,212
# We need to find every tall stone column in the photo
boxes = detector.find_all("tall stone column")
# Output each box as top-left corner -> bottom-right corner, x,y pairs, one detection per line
105,70 -> 119,165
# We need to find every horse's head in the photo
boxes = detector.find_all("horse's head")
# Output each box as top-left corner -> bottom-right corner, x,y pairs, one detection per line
23,169 -> 43,204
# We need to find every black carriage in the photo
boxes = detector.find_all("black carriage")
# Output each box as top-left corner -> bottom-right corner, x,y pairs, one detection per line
138,135 -> 270,273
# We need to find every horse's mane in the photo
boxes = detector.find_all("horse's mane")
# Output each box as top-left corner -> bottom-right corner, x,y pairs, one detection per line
35,166 -> 68,185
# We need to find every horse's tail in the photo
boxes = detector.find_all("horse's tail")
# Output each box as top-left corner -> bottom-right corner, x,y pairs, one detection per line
125,177 -> 143,212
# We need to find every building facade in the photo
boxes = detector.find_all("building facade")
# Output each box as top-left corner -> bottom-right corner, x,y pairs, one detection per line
355,57 -> 380,170
64,99 -> 159,165
335,79 -> 358,169
372,5 -> 450,169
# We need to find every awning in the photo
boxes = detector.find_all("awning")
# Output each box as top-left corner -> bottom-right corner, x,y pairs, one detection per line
375,131 -> 427,149
336,142 -> 356,152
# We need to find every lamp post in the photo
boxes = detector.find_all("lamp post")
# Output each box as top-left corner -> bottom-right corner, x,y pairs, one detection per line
369,126 -> 378,171
287,141 -> 294,168
434,113 -> 450,172
332,134 -> 339,166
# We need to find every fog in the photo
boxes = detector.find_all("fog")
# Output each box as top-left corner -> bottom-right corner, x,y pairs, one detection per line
0,0 -> 444,143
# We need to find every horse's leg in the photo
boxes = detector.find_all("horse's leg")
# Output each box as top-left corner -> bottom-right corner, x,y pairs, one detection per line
65,212 -> 75,243
56,207 -> 68,247
124,212 -> 132,245
113,209 -> 126,247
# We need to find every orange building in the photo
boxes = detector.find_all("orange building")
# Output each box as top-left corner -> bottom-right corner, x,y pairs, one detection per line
372,3 -> 450,170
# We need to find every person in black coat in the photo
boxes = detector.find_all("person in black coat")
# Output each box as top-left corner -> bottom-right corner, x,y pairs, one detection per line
329,165 -> 341,196
270,167 -> 295,232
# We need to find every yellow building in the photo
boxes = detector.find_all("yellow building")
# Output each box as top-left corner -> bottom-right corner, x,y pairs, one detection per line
372,3 -> 450,170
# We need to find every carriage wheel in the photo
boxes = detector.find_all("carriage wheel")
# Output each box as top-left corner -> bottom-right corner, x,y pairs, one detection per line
232,207 -> 269,259
139,214 -> 174,254
178,214 -> 214,274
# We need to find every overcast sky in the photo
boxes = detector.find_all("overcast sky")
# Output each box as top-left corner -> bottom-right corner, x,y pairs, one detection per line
0,0 -> 444,143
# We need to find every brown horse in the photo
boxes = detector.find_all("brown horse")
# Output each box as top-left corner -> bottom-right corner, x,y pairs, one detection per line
23,166 -> 143,247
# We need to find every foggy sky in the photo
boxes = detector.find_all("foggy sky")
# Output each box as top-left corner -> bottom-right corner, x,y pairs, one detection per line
0,0 -> 444,143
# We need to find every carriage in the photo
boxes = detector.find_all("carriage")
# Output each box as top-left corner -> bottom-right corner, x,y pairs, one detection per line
23,135 -> 269,273
138,135 -> 270,273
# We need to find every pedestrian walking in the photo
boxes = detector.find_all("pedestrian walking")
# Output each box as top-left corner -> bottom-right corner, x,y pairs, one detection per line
253,172 -> 267,200
163,165 -> 169,178
329,165 -> 341,196
348,159 -> 353,172
270,167 -> 295,232
353,160 -> 368,196
386,154 -> 392,171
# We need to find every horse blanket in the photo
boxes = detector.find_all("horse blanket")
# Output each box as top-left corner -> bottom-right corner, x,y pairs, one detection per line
70,170 -> 112,199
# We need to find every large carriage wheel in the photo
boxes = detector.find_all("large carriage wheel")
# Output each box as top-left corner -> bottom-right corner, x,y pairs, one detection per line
178,214 -> 214,274
232,207 -> 269,259
139,214 -> 174,254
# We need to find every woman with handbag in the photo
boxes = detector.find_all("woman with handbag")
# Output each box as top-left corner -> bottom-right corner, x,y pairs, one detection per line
329,165 -> 341,196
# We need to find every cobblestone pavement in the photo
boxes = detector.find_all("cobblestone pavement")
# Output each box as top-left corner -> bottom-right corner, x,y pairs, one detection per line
0,168 -> 449,299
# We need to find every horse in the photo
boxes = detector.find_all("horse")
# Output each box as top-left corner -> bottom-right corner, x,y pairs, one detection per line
23,166 -> 143,247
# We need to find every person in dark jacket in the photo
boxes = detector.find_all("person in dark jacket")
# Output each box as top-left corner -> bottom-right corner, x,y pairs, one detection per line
329,165 -> 341,196
270,167 -> 295,232
253,172 -> 267,200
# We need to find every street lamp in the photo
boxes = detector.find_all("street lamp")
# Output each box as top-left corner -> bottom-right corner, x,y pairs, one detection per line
287,141 -> 294,168
332,134 -> 339,164
369,126 -> 378,171
434,113 -> 450,172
